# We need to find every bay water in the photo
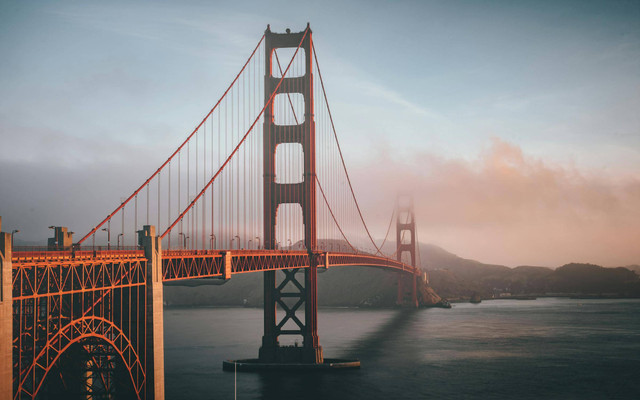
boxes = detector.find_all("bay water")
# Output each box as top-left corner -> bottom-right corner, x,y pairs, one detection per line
164,298 -> 640,399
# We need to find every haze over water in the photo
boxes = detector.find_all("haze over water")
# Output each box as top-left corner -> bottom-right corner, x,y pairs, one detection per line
164,298 -> 640,399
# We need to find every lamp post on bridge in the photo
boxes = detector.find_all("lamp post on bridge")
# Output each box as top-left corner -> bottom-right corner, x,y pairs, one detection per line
178,233 -> 188,249
248,239 -> 252,249
234,235 -> 241,250
11,230 -> 19,245
101,226 -> 111,250
117,233 -> 123,249
210,234 -> 216,250
255,236 -> 261,250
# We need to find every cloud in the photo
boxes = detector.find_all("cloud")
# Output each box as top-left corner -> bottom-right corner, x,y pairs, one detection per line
351,137 -> 640,267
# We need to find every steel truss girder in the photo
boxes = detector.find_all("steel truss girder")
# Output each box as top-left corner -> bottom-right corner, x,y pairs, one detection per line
11,253 -> 148,400
160,250 -> 419,281
12,256 -> 147,300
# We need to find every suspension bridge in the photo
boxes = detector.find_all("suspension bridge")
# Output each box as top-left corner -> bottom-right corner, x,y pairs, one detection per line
0,24 -> 427,399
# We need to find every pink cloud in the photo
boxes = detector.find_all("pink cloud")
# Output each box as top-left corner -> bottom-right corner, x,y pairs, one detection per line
351,138 -> 640,267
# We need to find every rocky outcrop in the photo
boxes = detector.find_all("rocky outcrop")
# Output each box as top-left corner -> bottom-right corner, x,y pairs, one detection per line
417,282 -> 442,306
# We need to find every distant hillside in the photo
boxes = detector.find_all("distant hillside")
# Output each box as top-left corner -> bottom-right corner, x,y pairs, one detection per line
549,263 -> 639,294
416,243 -> 511,278
621,265 -> 640,275
380,242 -> 639,300
424,255 -> 640,300
165,267 -> 405,307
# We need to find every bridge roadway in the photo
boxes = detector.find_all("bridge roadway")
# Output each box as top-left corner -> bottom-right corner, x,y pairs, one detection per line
11,248 -> 419,293
162,249 -> 419,281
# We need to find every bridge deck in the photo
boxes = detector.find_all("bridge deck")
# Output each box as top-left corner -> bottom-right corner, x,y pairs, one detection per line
11,249 -> 419,289
162,249 -> 418,281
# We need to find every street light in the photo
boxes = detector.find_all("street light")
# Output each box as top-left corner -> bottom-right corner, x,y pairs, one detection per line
11,230 -> 19,244
248,239 -> 253,249
255,236 -> 261,250
234,235 -> 241,250
178,233 -> 188,249
101,227 -> 111,250
117,233 -> 124,249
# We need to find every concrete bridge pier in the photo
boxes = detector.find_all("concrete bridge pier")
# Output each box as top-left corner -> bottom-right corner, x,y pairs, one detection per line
0,217 -> 13,400
139,225 -> 165,400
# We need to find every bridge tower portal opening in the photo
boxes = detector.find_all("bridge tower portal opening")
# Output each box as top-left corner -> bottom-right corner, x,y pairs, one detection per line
260,24 -> 323,364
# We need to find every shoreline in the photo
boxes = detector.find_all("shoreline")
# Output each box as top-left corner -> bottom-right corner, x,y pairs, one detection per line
163,295 -> 640,309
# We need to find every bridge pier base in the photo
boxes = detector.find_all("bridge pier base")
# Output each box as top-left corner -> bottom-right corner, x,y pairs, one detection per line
0,217 -> 13,400
140,225 -> 165,400
396,273 -> 419,308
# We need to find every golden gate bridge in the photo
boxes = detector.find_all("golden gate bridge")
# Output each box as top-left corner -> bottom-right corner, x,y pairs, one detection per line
0,24 -> 425,399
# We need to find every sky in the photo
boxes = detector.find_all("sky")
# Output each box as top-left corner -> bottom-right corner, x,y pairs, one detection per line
1,0 -> 639,267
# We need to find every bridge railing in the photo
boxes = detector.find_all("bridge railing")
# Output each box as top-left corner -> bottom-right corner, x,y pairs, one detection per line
12,246 -> 144,263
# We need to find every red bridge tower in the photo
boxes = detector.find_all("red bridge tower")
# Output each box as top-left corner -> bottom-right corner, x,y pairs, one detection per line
260,24 -> 322,364
396,195 -> 419,307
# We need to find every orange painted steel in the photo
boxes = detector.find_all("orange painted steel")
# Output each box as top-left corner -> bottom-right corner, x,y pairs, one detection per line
11,251 -> 147,399
162,249 -> 418,281
21,316 -> 145,400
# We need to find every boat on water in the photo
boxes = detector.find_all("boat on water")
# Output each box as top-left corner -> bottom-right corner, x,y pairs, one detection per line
470,293 -> 482,304
435,299 -> 452,308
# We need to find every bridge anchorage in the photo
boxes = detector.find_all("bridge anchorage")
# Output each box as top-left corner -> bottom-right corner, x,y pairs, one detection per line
1,22 -> 428,398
